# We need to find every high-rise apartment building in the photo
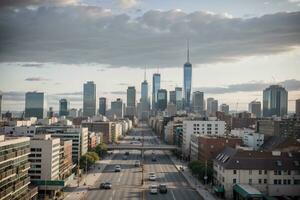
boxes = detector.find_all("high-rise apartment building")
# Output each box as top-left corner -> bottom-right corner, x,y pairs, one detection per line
152,73 -> 161,110
296,99 -> 300,117
157,89 -> 167,111
263,85 -> 288,117
126,86 -> 136,116
0,136 -> 34,200
83,81 -> 96,117
169,91 -> 176,105
248,100 -> 261,118
59,98 -> 69,116
140,79 -> 150,121
192,91 -> 204,114
25,92 -> 45,119
111,98 -> 124,119
141,80 -> 148,101
183,41 -> 192,110
207,98 -> 218,116
220,103 -> 229,115
99,97 -> 106,116
175,87 -> 183,111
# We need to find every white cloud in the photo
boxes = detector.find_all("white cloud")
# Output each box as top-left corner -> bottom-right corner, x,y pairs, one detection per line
119,0 -> 138,9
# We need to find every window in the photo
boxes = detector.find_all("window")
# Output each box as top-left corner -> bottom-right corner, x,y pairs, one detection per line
264,179 -> 267,184
278,180 -> 282,184
283,179 -> 287,185
249,179 -> 252,185
258,179 -> 262,184
264,170 -> 267,174
259,170 -> 262,175
274,180 -> 277,185
233,179 -> 236,184
287,180 -> 291,184
233,170 -> 237,174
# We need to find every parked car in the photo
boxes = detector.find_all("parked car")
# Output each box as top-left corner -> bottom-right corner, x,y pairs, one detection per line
125,151 -> 130,155
149,172 -> 156,181
115,165 -> 121,172
100,182 -> 112,189
149,185 -> 158,194
152,156 -> 157,162
123,155 -> 128,160
159,184 -> 167,193
134,160 -> 140,167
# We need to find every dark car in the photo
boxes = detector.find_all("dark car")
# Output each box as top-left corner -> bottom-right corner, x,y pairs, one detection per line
125,151 -> 130,155
100,182 -> 112,189
159,184 -> 167,193
152,157 -> 157,162
123,155 -> 128,160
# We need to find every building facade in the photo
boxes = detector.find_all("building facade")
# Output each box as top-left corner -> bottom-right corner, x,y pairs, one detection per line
175,87 -> 183,111
263,85 -> 288,117
83,81 -> 96,117
183,43 -> 192,110
152,73 -> 161,110
111,98 -> 124,119
25,92 -> 45,119
157,89 -> 167,111
192,91 -> 204,115
248,101 -> 261,118
99,97 -> 106,116
59,99 -> 69,117
220,104 -> 229,115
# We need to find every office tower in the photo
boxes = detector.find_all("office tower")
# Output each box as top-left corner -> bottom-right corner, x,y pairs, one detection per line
152,73 -> 161,110
0,93 -> 2,118
220,103 -> 229,115
59,98 -> 69,116
99,97 -> 106,116
192,91 -> 204,114
169,90 -> 176,105
48,107 -> 54,118
157,89 -> 167,111
25,91 -> 45,119
0,135 -> 33,199
175,87 -> 183,110
248,101 -> 261,118
296,99 -> 300,117
263,85 -> 288,117
183,40 -> 192,110
207,97 -> 214,116
83,81 -> 96,117
126,86 -> 136,116
111,98 -> 124,119
69,108 -> 78,118
141,80 -> 148,101
29,135 -> 60,198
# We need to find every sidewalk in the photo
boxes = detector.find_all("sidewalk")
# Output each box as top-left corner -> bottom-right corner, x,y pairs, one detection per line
63,152 -> 115,200
167,152 -> 221,200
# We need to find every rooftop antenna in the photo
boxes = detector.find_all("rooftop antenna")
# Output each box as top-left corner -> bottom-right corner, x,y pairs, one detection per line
144,66 -> 146,81
187,38 -> 190,63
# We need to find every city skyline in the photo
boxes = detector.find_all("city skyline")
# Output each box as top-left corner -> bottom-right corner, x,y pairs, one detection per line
0,0 -> 300,112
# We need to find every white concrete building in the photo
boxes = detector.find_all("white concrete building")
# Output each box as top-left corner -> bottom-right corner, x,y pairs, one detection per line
182,119 -> 225,157
243,132 -> 264,150
4,125 -> 37,137
230,128 -> 255,138
213,147 -> 300,199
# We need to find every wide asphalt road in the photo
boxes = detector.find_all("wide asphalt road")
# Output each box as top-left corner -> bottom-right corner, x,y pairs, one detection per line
86,124 -> 202,200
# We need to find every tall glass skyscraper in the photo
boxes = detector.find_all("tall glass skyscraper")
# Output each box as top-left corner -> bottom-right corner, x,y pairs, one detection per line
83,81 -> 96,117
152,73 -> 161,110
141,80 -> 148,101
127,86 -> 136,107
25,92 -> 45,119
59,98 -> 69,116
183,41 -> 192,110
175,87 -> 183,110
263,85 -> 288,117
157,89 -> 167,111
99,97 -> 106,116
192,91 -> 204,114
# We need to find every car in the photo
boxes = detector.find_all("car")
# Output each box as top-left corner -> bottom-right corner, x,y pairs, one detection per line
123,155 -> 128,160
125,151 -> 130,155
149,173 -> 156,181
159,184 -> 168,193
152,156 -> 157,162
100,182 -> 112,189
114,165 -> 121,172
134,160 -> 140,167
149,184 -> 158,194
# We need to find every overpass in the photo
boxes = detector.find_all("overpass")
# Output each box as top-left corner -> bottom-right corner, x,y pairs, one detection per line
107,144 -> 179,151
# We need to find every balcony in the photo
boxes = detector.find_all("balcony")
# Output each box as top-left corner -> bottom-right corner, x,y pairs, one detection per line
0,168 -> 16,182
0,185 -> 13,198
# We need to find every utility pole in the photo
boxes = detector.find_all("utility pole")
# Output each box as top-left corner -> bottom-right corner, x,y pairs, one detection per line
204,160 -> 208,185
84,155 -> 87,185
77,153 -> 80,187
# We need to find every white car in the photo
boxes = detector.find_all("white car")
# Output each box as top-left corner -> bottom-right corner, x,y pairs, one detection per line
114,165 -> 121,172
149,172 -> 156,181
150,184 -> 158,194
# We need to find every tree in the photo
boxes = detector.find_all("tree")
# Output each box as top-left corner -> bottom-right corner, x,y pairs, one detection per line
95,143 -> 108,157
86,151 -> 100,162
188,160 -> 213,184
80,154 -> 94,171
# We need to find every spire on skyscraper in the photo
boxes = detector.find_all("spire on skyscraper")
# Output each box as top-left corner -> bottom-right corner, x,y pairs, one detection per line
144,66 -> 147,81
187,39 -> 190,63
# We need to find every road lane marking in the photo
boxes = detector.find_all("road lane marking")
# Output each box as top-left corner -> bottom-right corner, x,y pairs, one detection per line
171,189 -> 177,200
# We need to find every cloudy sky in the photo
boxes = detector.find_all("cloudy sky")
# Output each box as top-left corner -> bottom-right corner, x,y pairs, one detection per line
0,0 -> 300,112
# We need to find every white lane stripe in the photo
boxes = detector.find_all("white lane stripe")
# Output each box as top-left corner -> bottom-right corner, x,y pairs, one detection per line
171,189 -> 176,200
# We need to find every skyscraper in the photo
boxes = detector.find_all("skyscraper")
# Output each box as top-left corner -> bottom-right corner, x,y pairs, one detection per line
183,40 -> 192,110
0,93 -> 2,118
192,91 -> 204,114
111,98 -> 124,119
141,80 -> 148,101
207,97 -> 218,116
248,101 -> 261,118
139,78 -> 150,121
175,87 -> 183,111
207,97 -> 214,116
25,91 -> 45,119
169,90 -> 176,104
157,89 -> 167,111
296,99 -> 300,117
83,81 -> 96,117
126,86 -> 136,116
152,73 -> 161,110
59,98 -> 69,116
220,103 -> 229,115
99,97 -> 106,116
263,85 -> 288,117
